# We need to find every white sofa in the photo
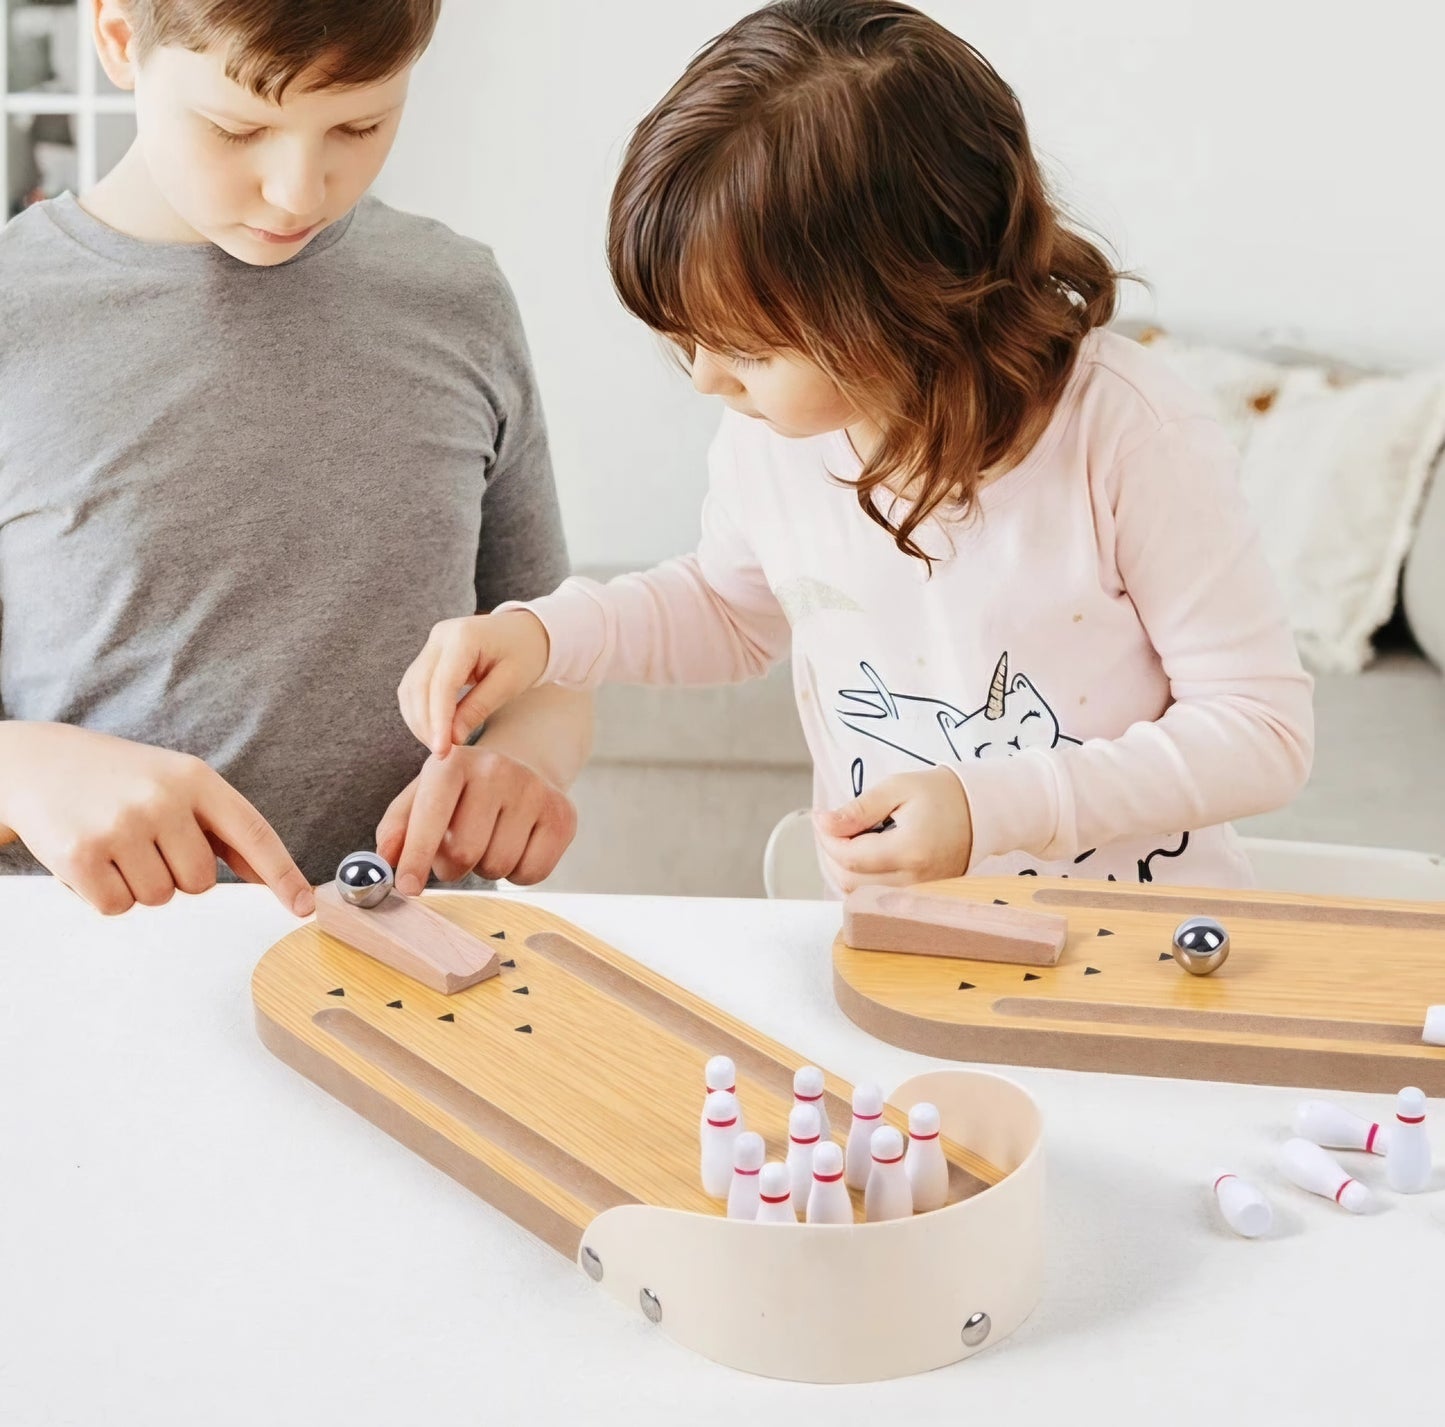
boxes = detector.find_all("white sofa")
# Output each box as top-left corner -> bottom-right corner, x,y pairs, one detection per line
545,426 -> 1445,899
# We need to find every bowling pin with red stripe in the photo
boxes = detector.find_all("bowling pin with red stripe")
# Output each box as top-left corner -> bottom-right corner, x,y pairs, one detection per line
845,1083 -> 883,1190
904,1102 -> 949,1212
1386,1087 -> 1431,1193
794,1065 -> 830,1142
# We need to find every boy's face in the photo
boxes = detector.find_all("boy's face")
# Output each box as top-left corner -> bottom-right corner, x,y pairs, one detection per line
103,36 -> 409,265
690,346 -> 861,440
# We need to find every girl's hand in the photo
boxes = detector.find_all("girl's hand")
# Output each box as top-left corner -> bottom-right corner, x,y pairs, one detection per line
397,611 -> 551,758
813,766 -> 974,894
0,722 -> 314,917
375,746 -> 578,893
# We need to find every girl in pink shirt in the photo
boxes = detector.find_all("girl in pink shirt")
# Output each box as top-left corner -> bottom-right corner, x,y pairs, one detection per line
398,0 -> 1313,894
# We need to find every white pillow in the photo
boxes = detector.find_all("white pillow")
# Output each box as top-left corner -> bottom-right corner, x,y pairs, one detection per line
1138,331 -> 1445,673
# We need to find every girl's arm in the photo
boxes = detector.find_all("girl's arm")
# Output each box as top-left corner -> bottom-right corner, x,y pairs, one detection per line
508,429 -> 793,688
957,416 -> 1315,867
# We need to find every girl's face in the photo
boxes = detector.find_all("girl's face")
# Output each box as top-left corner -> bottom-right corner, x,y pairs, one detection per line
691,345 -> 862,439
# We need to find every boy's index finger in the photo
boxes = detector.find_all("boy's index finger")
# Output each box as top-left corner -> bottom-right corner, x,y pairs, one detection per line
395,755 -> 466,897
200,780 -> 315,917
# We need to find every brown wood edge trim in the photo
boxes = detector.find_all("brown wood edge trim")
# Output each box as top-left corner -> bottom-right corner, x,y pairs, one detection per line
1028,887 -> 1445,931
255,1004 -> 617,1259
832,971 -> 1445,1097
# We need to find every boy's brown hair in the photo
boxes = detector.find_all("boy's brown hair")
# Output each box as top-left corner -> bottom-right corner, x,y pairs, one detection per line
126,0 -> 442,100
608,0 -> 1122,563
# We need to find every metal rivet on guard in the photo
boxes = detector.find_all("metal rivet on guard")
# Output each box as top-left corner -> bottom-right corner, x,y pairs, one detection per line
580,1247 -> 603,1282
639,1288 -> 662,1324
961,1312 -> 991,1347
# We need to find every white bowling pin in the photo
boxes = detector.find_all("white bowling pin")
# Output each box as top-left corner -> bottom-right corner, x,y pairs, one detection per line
1386,1087 -> 1431,1193
700,1089 -> 742,1199
806,1142 -> 853,1224
786,1102 -> 822,1213
904,1102 -> 949,1213
700,1055 -> 744,1141
794,1065 -> 830,1142
1278,1137 -> 1374,1213
755,1162 -> 796,1223
1423,1006 -> 1445,1047
845,1083 -> 884,1191
1293,1099 -> 1389,1156
865,1125 -> 913,1222
1210,1169 -> 1272,1238
727,1131 -> 766,1220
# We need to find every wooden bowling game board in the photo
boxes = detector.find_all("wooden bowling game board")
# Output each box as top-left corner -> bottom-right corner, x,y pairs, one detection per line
834,876 -> 1445,1093
252,894 -> 1046,1383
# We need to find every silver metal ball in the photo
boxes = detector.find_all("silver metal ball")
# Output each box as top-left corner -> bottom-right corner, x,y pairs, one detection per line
1171,915 -> 1230,976
336,851 -> 394,908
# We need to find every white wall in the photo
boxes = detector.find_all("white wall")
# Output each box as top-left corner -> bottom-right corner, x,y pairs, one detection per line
379,1 -> 1445,567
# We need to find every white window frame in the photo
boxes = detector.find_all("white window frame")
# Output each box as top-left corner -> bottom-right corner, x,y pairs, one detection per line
2,1 -> 137,215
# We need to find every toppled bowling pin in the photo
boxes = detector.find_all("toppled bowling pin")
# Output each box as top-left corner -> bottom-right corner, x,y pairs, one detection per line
1423,1006 -> 1445,1048
700,1090 -> 742,1199
904,1102 -> 949,1213
786,1102 -> 822,1214
700,1055 -> 744,1141
1293,1099 -> 1389,1156
845,1083 -> 884,1191
793,1065 -> 830,1142
755,1162 -> 796,1223
1210,1169 -> 1272,1238
1278,1137 -> 1374,1213
806,1142 -> 853,1224
727,1131 -> 766,1220
1386,1087 -> 1432,1193
865,1125 -> 913,1222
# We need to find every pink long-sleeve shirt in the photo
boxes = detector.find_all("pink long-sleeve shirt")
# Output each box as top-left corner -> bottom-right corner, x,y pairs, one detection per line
511,331 -> 1314,889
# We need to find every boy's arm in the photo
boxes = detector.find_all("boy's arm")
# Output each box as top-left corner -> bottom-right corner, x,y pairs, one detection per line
955,416 -> 1315,867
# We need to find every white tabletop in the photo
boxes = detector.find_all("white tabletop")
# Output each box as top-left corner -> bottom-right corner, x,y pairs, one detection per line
2,880 -> 1440,1426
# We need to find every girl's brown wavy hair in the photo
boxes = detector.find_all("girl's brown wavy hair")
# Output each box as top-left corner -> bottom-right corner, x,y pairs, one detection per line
608,0 -> 1121,563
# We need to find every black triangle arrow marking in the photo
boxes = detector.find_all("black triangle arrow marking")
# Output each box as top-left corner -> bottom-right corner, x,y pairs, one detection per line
515,1024 -> 533,1034
993,898 -> 1008,905
386,999 -> 404,1008
1159,952 -> 1174,961
1097,928 -> 1114,937
1024,972 -> 1042,982
1084,967 -> 1101,976
438,1012 -> 455,1022
958,981 -> 976,991
512,986 -> 530,995
326,987 -> 345,997
491,931 -> 507,940
500,959 -> 516,969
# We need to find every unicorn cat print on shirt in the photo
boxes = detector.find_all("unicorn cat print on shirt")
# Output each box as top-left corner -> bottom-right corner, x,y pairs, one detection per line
835,652 -> 1080,768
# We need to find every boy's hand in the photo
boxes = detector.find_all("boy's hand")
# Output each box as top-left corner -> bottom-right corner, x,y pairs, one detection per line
0,723 -> 315,917
374,746 -> 577,893
398,611 -> 551,759
813,766 -> 974,895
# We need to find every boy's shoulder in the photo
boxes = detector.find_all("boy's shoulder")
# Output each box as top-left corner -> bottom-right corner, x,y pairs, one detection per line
347,197 -> 515,308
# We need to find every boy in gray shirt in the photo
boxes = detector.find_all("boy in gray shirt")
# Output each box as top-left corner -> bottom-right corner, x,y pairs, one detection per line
0,0 -> 591,917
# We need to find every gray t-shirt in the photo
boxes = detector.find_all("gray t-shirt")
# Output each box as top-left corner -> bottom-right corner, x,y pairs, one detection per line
0,194 -> 570,884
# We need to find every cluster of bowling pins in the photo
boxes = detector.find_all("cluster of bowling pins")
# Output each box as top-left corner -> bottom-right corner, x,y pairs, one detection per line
1212,1089 -> 1433,1237
698,1056 -> 950,1224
